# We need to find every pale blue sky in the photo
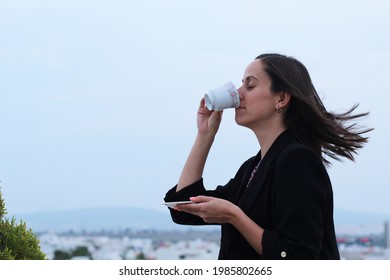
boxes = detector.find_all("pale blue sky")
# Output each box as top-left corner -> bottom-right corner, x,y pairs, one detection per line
1,0 -> 389,217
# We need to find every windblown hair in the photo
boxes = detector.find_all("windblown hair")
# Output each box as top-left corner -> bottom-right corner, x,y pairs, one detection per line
256,53 -> 373,165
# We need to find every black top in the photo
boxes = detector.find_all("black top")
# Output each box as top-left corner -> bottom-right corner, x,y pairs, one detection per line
164,129 -> 340,260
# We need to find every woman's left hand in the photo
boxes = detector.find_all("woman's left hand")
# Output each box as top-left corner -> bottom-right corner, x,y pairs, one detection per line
174,196 -> 238,224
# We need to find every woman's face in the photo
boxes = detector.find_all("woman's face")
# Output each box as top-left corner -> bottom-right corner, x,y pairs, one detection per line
235,59 -> 281,129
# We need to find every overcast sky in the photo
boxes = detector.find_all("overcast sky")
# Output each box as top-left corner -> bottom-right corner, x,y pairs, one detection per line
1,0 -> 389,218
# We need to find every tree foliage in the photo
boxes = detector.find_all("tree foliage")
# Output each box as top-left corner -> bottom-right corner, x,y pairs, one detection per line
0,186 -> 46,260
53,246 -> 92,260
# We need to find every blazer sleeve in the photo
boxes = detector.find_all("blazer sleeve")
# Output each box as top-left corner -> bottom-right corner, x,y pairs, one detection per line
164,178 -> 239,225
261,144 -> 333,259
164,158 -> 253,226
164,178 -> 209,225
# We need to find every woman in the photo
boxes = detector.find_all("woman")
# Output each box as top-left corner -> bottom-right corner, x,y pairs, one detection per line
164,53 -> 372,259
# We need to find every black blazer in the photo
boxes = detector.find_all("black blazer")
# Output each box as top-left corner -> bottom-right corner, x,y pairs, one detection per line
164,129 -> 340,260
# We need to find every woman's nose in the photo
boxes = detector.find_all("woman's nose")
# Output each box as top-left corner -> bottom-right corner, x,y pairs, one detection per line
237,85 -> 244,100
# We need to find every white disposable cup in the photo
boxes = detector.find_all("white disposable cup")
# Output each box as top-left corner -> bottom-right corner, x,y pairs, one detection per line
204,81 -> 240,111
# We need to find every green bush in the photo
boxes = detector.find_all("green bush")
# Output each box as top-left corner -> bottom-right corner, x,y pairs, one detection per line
0,187 -> 46,260
54,246 -> 92,260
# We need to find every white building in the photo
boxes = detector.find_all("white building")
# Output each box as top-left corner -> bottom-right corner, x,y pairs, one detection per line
154,239 -> 219,260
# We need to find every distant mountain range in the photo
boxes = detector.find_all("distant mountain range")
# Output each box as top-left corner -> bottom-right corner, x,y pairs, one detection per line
9,207 -> 390,233
12,207 -> 179,232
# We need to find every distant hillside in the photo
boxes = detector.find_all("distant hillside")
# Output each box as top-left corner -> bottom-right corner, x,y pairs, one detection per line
14,207 -> 181,232
11,207 -> 390,233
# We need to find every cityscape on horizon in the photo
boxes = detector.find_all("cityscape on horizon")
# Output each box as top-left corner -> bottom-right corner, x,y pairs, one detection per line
36,220 -> 390,260
16,207 -> 390,260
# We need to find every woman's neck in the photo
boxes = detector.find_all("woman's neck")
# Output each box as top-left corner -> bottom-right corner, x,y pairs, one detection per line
253,123 -> 287,158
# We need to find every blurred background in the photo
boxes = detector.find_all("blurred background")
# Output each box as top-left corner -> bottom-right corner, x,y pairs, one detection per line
1,0 -> 389,259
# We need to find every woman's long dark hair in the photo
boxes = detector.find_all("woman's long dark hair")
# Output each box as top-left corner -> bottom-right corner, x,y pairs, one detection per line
256,53 -> 373,165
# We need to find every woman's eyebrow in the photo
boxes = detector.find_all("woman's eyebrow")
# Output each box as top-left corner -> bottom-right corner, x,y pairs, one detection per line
242,76 -> 259,83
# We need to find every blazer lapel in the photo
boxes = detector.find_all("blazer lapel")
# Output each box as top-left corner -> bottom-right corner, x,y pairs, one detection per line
231,152 -> 262,204
238,129 -> 297,214
222,130 -> 298,252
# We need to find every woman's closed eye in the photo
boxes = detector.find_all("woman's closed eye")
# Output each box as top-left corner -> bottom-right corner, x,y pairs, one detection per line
246,84 -> 255,90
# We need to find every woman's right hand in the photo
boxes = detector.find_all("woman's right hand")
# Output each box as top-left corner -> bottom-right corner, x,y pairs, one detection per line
197,98 -> 223,135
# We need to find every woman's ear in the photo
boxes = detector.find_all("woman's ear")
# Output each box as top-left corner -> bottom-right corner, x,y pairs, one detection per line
275,91 -> 291,113
277,91 -> 291,108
